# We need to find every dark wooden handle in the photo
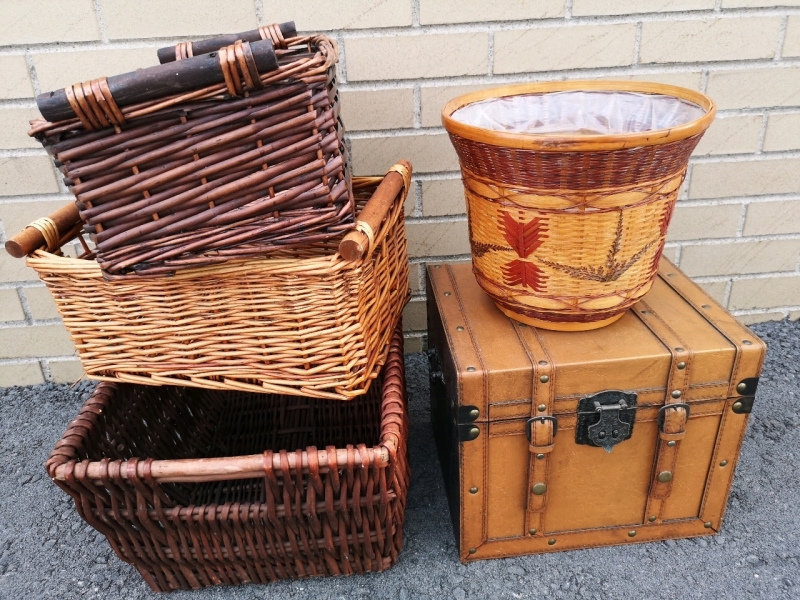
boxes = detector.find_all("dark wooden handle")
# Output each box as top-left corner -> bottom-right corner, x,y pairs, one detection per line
157,22 -> 297,63
5,203 -> 81,258
339,160 -> 411,262
36,40 -> 279,123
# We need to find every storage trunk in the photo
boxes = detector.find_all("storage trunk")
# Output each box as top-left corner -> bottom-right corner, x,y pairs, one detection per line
426,259 -> 765,561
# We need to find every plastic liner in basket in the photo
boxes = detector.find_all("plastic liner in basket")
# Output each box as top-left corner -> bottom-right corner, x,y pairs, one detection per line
451,90 -> 706,136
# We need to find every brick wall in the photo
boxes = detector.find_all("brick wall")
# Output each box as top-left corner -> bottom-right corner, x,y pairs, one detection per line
1,0 -> 799,384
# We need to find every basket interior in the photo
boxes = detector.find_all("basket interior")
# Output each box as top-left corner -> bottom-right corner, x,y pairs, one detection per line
451,90 -> 706,135
76,380 -> 384,505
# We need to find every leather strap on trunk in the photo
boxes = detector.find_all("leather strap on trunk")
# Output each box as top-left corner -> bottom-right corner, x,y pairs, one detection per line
513,322 -> 556,537
635,300 -> 693,524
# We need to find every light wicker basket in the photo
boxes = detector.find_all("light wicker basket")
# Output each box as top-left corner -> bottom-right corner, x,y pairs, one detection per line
442,81 -> 715,331
23,164 -> 410,400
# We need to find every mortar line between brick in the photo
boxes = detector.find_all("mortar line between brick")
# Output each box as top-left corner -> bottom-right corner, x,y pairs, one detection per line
633,22 -> 642,65
736,203 -> 748,237
412,0 -> 420,27
775,15 -> 789,60
756,111 -> 769,153
15,287 -> 33,325
92,0 -> 110,44
412,84 -> 422,128
254,0 -> 265,26
565,0 -> 573,20
723,279 -> 733,308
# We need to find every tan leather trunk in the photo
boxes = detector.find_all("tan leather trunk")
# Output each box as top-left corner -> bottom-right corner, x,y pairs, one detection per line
426,259 -> 766,562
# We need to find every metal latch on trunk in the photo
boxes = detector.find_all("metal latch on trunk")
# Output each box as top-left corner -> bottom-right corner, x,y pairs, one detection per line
575,390 -> 638,452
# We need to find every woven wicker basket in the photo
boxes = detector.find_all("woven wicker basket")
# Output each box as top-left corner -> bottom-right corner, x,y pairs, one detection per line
24,165 -> 410,400
46,328 -> 409,592
29,33 -> 351,278
442,81 -> 715,331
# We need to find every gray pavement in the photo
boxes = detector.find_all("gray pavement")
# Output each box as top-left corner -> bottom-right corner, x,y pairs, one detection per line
0,318 -> 798,600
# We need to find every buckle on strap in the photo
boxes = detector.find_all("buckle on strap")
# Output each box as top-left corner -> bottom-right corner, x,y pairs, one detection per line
657,403 -> 690,432
526,415 -> 558,443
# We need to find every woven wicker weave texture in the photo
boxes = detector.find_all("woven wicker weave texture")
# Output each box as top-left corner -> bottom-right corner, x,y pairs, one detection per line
25,170 -> 410,400
45,328 -> 410,592
29,35 -> 351,278
443,81 -> 715,330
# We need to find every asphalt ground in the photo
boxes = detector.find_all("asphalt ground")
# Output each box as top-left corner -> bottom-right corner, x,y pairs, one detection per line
0,318 -> 798,599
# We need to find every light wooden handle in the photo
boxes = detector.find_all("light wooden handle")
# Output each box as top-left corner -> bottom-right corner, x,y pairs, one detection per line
5,203 -> 81,258
338,160 -> 411,262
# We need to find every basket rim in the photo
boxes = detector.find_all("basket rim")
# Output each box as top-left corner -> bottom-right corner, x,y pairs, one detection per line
441,80 -> 716,152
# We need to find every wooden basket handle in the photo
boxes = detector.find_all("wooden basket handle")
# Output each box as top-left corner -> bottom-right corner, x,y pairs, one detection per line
339,160 -> 412,262
5,203 -> 81,258
157,22 -> 297,63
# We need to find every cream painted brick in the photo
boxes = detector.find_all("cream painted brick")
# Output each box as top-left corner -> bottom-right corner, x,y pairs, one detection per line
422,179 -> 466,217
494,24 -> 637,74
0,324 -> 75,359
697,280 -> 729,305
103,0 -> 256,39
640,18 -> 780,64
340,89 -> 414,131
0,108 -> 42,150
584,71 -> 703,90
692,115 -> 762,156
679,240 -> 800,277
0,56 -> 34,100
48,359 -> 85,384
744,200 -> 800,236
722,0 -> 800,6
404,335 -> 423,353
262,0 -> 411,29
0,289 -> 25,321
735,312 -> 785,325
0,200 -> 75,242
351,134 -> 458,175
573,0 -> 714,15
763,112 -> 800,151
705,67 -> 800,110
33,48 -> 159,94
24,287 -> 59,321
0,249 -> 40,284
729,276 -> 800,310
0,362 -> 44,387
784,16 -> 800,58
420,0 -> 563,25
402,299 -> 426,331
689,158 -> 800,199
662,245 -> 681,263
666,204 -> 742,241
0,157 -> 59,197
346,33 -> 488,81
408,263 -> 422,293
0,0 -> 99,45
421,84 -> 494,128
407,220 -> 470,258
791,310 -> 800,321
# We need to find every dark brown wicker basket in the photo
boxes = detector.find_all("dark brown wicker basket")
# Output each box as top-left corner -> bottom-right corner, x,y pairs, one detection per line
45,328 -> 409,592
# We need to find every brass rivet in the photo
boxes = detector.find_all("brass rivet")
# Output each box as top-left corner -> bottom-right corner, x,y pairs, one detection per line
537,404 -> 546,412
701,304 -> 711,309
667,441 -> 676,447
671,390 -> 682,399
548,539 -> 556,546
719,460 -> 728,467
469,486 -> 478,494
628,530 -> 637,538
536,453 -> 545,460
736,382 -> 747,394
468,426 -> 480,440
468,408 -> 479,420
732,401 -> 743,412
456,326 -> 464,332
467,366 -> 476,372
667,273 -> 675,277
648,515 -> 657,522
641,310 -> 650,314
538,360 -> 548,366
444,292 -> 451,296
531,483 -> 547,495
704,522 -> 712,529
658,471 -> 673,483
540,375 -> 549,383
677,362 -> 686,370
675,347 -> 684,352
742,340 -> 752,345
529,528 -> 537,535
469,547 -> 477,554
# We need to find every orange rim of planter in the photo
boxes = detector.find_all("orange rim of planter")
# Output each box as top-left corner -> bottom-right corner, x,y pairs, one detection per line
441,80 -> 716,152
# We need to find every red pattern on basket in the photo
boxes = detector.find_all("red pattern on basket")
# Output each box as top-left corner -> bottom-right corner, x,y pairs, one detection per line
503,260 -> 547,291
499,212 -> 549,291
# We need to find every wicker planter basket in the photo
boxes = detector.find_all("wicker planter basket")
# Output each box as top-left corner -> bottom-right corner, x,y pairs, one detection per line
442,81 -> 715,331
46,328 -> 410,592
23,165 -> 410,400
29,33 -> 351,278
